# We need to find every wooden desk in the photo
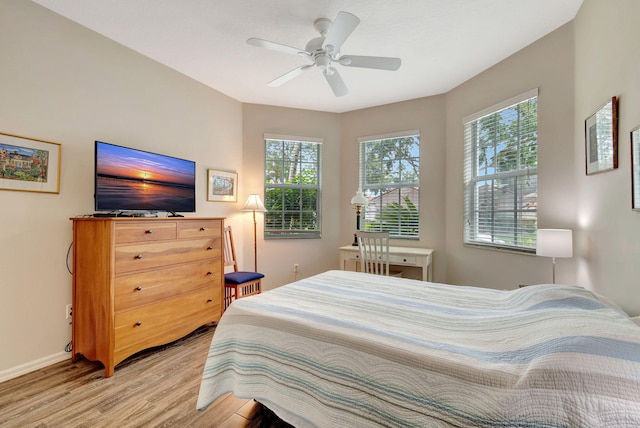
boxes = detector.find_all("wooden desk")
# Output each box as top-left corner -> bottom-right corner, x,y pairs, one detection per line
339,245 -> 434,282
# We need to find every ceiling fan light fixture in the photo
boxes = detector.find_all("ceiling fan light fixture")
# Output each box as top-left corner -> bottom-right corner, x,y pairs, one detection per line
247,11 -> 401,97
316,54 -> 331,69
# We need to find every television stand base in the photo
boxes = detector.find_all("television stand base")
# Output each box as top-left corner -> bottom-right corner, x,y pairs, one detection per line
119,212 -> 158,218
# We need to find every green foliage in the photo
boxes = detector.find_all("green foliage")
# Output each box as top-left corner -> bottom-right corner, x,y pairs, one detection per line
361,135 -> 420,238
363,136 -> 419,186
365,196 -> 419,237
476,99 -> 538,174
468,97 -> 538,250
264,139 -> 320,235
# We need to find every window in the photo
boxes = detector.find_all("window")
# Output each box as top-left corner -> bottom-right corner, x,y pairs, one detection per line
358,131 -> 420,239
463,89 -> 538,252
264,134 -> 321,238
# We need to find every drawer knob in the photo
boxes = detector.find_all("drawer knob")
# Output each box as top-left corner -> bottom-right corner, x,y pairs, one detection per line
200,227 -> 206,231
135,286 -> 142,291
135,254 -> 143,259
403,258 -> 407,262
207,299 -> 213,303
135,321 -> 142,327
206,271 -> 213,276
145,229 -> 153,234
207,246 -> 213,250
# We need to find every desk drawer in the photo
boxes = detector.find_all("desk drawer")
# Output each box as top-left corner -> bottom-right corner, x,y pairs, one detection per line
347,253 -> 417,266
388,254 -> 417,265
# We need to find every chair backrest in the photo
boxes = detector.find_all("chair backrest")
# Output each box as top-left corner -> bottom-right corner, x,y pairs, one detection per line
223,226 -> 239,273
356,231 -> 392,276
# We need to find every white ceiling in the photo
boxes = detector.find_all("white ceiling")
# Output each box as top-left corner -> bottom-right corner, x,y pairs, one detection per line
32,0 -> 583,113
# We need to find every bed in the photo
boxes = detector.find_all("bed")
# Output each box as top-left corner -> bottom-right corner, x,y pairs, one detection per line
197,270 -> 640,427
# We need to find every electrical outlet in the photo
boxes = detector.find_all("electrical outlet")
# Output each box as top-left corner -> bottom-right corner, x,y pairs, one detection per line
66,304 -> 72,320
293,263 -> 300,273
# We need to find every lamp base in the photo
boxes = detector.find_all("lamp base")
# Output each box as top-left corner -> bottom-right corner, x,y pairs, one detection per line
352,233 -> 358,246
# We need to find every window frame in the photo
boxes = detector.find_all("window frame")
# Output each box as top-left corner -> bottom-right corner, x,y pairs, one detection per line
357,130 -> 420,240
463,89 -> 539,253
263,134 -> 322,239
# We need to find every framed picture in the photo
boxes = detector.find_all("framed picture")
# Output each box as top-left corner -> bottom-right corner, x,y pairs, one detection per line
207,169 -> 237,202
631,126 -> 640,210
585,96 -> 618,175
0,132 -> 61,194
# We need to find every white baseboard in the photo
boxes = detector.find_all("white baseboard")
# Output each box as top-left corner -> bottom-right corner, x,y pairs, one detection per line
0,352 -> 70,383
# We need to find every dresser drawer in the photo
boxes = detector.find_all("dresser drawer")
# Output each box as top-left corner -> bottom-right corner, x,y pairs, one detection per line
115,237 -> 221,274
115,222 -> 177,243
114,288 -> 220,365
177,220 -> 221,239
115,260 -> 222,311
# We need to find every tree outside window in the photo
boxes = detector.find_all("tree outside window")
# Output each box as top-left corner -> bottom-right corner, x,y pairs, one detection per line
464,91 -> 538,252
264,136 -> 321,238
359,132 -> 420,239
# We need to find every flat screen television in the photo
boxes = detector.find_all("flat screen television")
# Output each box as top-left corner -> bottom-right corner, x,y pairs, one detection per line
94,141 -> 196,214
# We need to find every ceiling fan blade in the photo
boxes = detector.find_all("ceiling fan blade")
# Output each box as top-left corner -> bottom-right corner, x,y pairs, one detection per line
323,67 -> 348,97
267,64 -> 313,87
322,11 -> 360,52
339,55 -> 401,71
247,37 -> 307,57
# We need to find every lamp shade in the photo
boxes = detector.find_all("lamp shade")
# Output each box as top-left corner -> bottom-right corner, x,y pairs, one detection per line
242,194 -> 266,212
350,188 -> 367,205
536,229 -> 573,258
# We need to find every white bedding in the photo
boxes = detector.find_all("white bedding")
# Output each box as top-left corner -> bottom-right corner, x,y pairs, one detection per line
197,270 -> 640,427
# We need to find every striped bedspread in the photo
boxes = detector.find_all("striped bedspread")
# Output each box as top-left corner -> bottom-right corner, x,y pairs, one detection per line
197,270 -> 640,427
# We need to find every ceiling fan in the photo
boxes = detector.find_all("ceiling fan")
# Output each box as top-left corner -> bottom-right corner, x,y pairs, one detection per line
247,11 -> 401,97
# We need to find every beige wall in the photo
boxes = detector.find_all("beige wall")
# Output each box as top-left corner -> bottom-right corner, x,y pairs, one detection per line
3,0 -> 640,382
241,104 -> 342,288
574,0 -> 640,315
340,96 -> 448,282
444,22 -> 577,289
0,0 -> 243,379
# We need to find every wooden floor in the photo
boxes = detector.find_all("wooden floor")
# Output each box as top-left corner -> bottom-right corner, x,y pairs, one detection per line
0,325 -> 292,427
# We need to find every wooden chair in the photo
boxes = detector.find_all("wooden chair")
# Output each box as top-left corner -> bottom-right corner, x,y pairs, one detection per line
223,226 -> 264,310
356,231 -> 402,277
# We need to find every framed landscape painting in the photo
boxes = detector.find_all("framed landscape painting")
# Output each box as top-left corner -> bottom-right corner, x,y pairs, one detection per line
207,169 -> 237,202
0,132 -> 61,194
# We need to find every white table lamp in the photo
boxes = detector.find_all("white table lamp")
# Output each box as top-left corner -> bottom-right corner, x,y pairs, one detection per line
536,229 -> 573,284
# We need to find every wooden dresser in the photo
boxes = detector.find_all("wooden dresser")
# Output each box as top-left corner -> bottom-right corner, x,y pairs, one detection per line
70,217 -> 224,377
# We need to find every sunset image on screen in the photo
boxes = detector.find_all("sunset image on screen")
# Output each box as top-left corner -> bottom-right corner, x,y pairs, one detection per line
95,142 -> 195,212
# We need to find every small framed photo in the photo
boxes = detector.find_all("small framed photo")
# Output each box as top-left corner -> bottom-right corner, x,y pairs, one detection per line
585,96 -> 618,175
207,169 -> 237,202
0,132 -> 61,194
631,126 -> 640,210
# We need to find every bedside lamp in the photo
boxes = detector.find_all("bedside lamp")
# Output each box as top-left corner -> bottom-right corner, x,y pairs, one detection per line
536,229 -> 573,284
350,188 -> 367,246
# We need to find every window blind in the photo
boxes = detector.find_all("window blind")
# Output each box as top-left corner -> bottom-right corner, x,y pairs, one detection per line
358,130 -> 420,239
264,134 -> 322,238
463,90 -> 538,252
